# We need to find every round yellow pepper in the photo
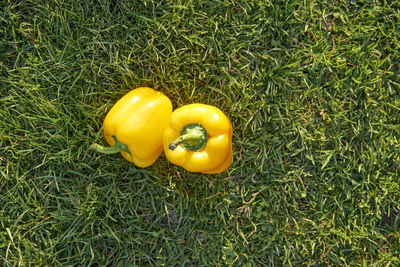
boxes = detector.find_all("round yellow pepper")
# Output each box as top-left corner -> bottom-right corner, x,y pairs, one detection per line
163,104 -> 233,173
91,87 -> 172,167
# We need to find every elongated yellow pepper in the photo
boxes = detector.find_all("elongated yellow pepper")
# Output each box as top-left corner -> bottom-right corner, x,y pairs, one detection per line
163,104 -> 233,173
91,87 -> 172,167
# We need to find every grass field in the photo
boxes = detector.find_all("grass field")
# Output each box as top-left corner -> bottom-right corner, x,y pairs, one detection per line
1,0 -> 400,266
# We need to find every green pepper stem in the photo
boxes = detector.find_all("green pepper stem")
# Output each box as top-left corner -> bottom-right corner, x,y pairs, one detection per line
168,132 -> 202,151
90,136 -> 130,154
168,123 -> 208,151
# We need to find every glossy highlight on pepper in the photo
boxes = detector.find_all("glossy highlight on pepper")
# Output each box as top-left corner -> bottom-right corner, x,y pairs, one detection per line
163,104 -> 233,173
91,87 -> 172,167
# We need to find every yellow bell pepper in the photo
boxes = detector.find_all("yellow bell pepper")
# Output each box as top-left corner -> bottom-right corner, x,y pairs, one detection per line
163,104 -> 233,173
91,87 -> 172,167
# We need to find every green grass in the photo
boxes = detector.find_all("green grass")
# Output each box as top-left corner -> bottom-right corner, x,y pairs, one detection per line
1,0 -> 399,265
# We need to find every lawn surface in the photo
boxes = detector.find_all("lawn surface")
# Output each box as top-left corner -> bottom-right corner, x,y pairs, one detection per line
1,0 -> 400,266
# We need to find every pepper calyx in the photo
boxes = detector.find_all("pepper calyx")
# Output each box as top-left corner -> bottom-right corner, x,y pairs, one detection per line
168,123 -> 208,152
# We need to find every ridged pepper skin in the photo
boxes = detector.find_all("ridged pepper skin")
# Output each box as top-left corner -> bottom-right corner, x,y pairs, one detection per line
101,87 -> 172,167
163,104 -> 233,173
